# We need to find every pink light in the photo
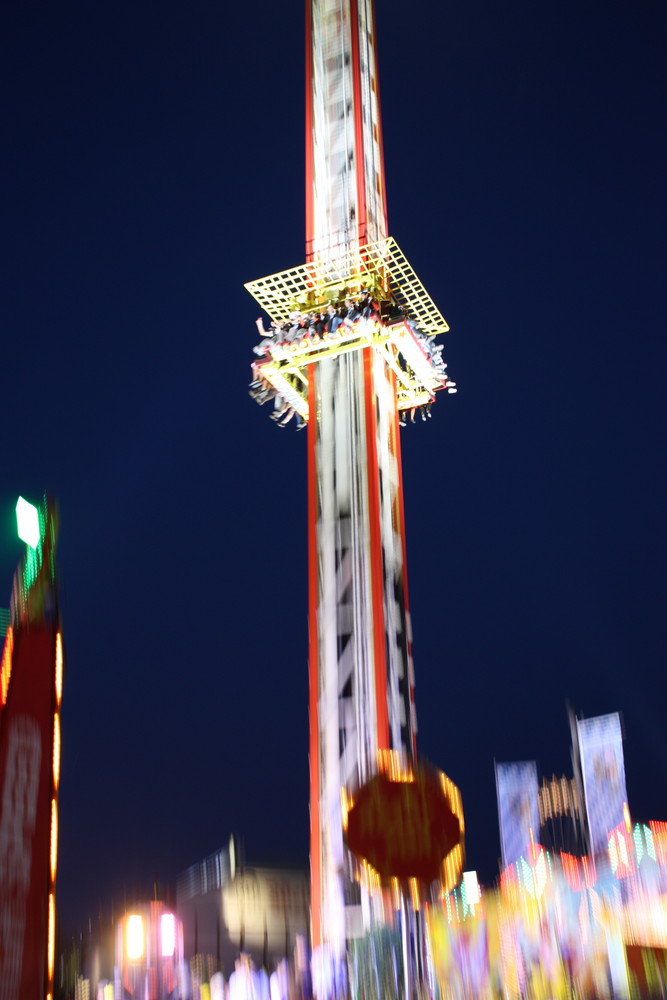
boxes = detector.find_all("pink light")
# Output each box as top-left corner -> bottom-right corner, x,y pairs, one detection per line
650,821 -> 667,865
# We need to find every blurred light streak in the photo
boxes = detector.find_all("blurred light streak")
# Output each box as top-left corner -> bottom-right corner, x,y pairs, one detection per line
126,915 -> 144,960
0,626 -> 13,705
47,892 -> 55,979
50,797 -> 58,881
53,711 -> 60,789
55,632 -> 63,705
161,913 -> 176,957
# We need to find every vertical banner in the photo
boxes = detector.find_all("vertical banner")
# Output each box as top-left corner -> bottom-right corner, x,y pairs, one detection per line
495,761 -> 539,870
577,712 -> 628,858
0,626 -> 56,1000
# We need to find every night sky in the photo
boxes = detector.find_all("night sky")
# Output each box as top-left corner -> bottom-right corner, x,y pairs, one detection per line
2,0 -> 665,935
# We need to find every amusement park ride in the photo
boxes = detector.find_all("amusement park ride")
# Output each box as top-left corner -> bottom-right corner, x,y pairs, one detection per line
246,0 -> 463,966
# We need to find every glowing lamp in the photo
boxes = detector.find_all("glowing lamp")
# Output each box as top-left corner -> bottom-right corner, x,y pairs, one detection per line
462,870 -> 481,907
126,915 -> 144,960
55,633 -> 63,705
161,913 -> 176,957
50,798 -> 58,881
48,893 -> 55,979
53,713 -> 61,789
16,497 -> 41,549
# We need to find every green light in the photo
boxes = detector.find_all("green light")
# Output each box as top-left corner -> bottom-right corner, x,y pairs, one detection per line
16,497 -> 41,549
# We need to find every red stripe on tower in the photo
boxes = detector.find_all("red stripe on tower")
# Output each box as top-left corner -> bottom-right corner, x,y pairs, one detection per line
306,365 -> 322,948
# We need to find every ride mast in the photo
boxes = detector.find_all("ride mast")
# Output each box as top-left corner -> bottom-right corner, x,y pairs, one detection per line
246,0 -> 456,957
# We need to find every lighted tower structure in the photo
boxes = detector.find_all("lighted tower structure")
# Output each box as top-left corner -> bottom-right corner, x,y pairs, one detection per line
246,0 -> 455,956
0,496 -> 63,1000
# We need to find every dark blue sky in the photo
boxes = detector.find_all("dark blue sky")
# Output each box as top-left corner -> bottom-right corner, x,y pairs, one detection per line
2,0 -> 665,933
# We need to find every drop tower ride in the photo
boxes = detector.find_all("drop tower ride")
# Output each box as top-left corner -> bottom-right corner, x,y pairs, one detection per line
246,0 -> 456,958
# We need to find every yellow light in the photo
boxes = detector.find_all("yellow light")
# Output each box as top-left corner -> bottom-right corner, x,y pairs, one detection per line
48,892 -> 55,979
53,712 -> 60,789
533,851 -> 548,899
55,633 -> 63,705
377,747 -> 412,782
340,787 -> 350,831
126,915 -> 144,960
441,843 -> 464,896
50,798 -> 58,881
624,801 -> 632,833
1,627 -> 13,706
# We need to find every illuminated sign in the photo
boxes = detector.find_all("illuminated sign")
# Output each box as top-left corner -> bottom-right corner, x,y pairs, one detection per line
344,755 -> 464,889
16,497 -> 41,549
578,713 -> 628,857
495,761 -> 539,870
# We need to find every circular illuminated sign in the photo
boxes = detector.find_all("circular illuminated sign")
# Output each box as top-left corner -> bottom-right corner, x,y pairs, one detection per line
345,761 -> 464,886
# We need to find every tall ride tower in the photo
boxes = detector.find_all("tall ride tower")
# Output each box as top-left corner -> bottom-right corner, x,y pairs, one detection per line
246,0 -> 455,957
